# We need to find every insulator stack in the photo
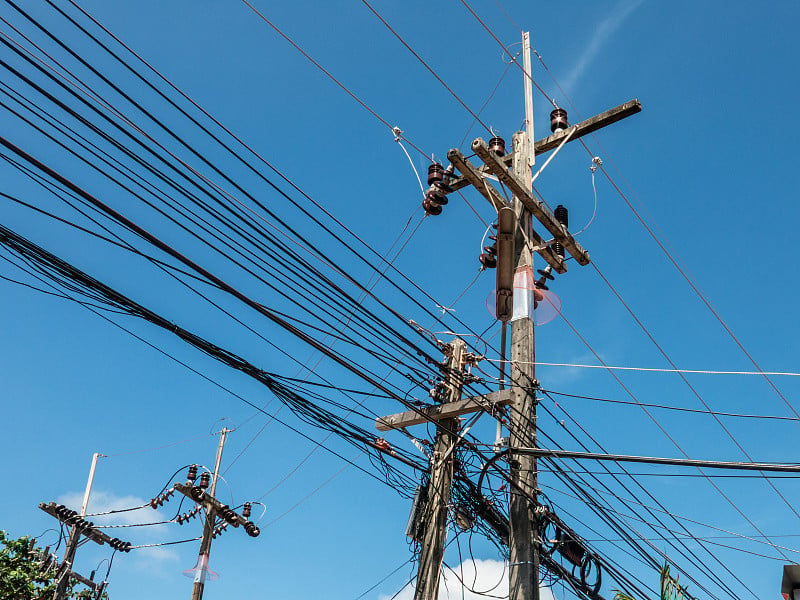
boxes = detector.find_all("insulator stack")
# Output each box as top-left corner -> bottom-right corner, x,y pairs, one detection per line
427,163 -> 444,186
187,465 -> 198,482
109,538 -> 132,553
479,224 -> 499,269
54,505 -> 93,530
550,108 -> 569,133
488,136 -> 506,156
243,521 -> 260,537
552,204 -> 569,257
422,162 -> 454,216
212,522 -> 229,539
422,189 -> 446,216
242,502 -> 252,518
149,488 -> 176,509
536,267 -> 554,291
218,505 -> 240,526
176,506 -> 202,525
554,204 -> 569,228
190,485 -> 206,502
198,472 -> 211,489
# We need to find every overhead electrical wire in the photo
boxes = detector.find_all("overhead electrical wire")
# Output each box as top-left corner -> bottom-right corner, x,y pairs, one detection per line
542,388 -> 800,423
3,0 -> 520,422
0,225 -> 423,496
4,3 -> 776,596
0,20 -> 449,380
495,359 -> 800,378
438,11 -> 796,580
535,394 -> 765,599
359,0 -> 493,135
0,7 -> 512,406
57,0 -> 499,366
526,34 -> 800,447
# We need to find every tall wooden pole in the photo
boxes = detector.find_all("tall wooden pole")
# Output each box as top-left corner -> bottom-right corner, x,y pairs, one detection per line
191,427 -> 229,600
414,339 -> 467,600
508,29 -> 539,600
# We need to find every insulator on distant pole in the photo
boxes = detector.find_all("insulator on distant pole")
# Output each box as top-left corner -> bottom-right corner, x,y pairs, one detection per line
242,503 -> 252,518
550,108 -> 569,133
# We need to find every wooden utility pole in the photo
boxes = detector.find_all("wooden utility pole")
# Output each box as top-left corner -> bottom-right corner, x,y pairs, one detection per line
53,453 -> 101,600
508,128 -> 540,600
190,427 -> 229,600
377,340 -> 502,600
443,29 -> 640,600
398,28 -> 640,600
413,339 -> 466,600
507,30 -> 540,600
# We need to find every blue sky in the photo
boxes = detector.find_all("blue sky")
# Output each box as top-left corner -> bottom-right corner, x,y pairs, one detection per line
2,1 -> 800,599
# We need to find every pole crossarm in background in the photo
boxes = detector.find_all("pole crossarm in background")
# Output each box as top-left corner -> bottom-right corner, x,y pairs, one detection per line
375,390 -> 512,431
38,502 -> 129,550
173,483 -> 260,536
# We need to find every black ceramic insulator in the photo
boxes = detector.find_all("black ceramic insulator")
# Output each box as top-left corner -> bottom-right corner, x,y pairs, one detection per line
554,204 -> 569,228
488,136 -> 506,156
552,241 -> 565,258
199,472 -> 210,489
537,268 -> 555,281
427,163 -> 444,186
187,464 -> 198,482
427,189 -> 448,206
550,108 -> 569,133
422,197 -> 443,216
243,502 -> 252,518
480,253 -> 497,269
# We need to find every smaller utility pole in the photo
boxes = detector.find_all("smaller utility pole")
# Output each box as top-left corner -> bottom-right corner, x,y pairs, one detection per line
376,341 -> 512,600
378,340 -> 500,600
171,428 -> 260,600
414,339 -> 466,600
54,453 -> 99,600
41,453 -> 129,600
191,427 -> 227,600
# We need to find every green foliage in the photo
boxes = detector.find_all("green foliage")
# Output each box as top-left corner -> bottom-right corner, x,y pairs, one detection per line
0,530 -> 104,600
613,563 -> 696,600
661,563 -> 694,600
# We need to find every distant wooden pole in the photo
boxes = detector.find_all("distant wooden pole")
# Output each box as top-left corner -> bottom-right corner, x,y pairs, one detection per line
191,428 -> 229,600
53,452 -> 101,600
414,339 -> 467,600
508,31 -> 539,600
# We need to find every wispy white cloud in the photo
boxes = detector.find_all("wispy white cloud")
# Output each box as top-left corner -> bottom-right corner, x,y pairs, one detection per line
381,558 -> 556,600
561,0 -> 643,94
57,490 -> 179,562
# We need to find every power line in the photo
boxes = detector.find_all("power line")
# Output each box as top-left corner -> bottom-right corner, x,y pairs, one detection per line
493,360 -> 800,378
543,388 -> 800,423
